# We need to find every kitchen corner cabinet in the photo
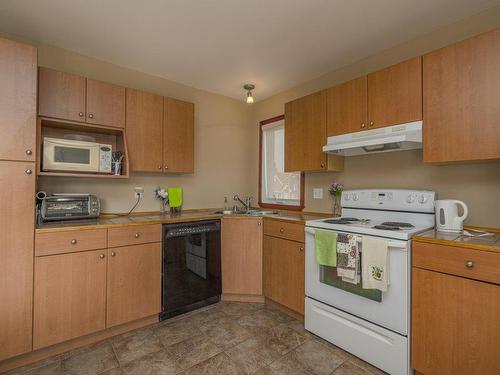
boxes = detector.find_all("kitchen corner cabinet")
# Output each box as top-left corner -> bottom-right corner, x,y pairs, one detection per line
411,241 -> 500,375
263,220 -> 305,314
163,97 -> 195,173
285,91 -> 344,172
106,243 -> 162,327
221,217 -> 263,297
126,89 -> 164,172
423,28 -> 500,163
38,67 -> 126,129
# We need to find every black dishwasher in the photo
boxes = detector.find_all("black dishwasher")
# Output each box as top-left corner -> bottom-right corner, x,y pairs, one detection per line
161,220 -> 221,320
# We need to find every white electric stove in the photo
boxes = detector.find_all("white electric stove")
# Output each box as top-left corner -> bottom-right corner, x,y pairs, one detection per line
305,189 -> 435,375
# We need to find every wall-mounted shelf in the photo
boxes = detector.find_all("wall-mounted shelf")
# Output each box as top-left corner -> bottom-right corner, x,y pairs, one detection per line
36,117 -> 129,179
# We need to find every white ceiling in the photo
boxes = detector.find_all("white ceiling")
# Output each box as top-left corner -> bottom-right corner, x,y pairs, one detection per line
1,0 -> 498,101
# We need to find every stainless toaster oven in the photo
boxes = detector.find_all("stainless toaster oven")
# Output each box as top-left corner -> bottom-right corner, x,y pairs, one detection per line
40,194 -> 101,221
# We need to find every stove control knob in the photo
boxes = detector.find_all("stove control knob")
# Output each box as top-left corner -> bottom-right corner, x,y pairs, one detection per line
344,193 -> 351,201
352,194 -> 359,201
406,194 -> 416,203
418,194 -> 428,204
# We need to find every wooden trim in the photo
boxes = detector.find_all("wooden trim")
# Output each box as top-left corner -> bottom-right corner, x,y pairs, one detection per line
221,293 -> 265,303
258,115 -> 305,211
0,315 -> 158,373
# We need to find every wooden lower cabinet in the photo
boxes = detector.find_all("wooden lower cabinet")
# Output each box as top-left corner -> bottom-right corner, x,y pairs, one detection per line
33,250 -> 107,349
263,235 -> 305,314
221,217 -> 263,296
0,161 -> 36,360
412,267 -> 500,375
106,243 -> 162,327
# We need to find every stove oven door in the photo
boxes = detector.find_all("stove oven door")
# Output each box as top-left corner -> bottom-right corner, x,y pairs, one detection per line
305,227 -> 409,335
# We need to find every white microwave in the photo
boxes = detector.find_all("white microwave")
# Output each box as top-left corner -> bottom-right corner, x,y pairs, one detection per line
43,137 -> 112,173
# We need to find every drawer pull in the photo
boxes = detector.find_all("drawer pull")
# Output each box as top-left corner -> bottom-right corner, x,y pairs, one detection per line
70,239 -> 77,245
134,233 -> 140,238
465,260 -> 474,268
111,251 -> 116,257
99,253 -> 105,259
279,228 -> 285,233
299,246 -> 304,252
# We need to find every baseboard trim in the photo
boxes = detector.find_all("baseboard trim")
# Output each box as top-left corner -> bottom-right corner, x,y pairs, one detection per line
221,293 -> 265,303
0,315 -> 158,374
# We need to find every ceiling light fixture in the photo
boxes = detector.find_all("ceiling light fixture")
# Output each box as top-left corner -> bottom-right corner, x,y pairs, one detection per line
244,84 -> 255,104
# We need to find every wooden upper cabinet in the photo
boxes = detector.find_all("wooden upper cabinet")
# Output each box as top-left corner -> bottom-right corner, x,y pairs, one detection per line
163,97 -> 194,173
38,67 -> 86,122
423,28 -> 500,163
0,161 -> 35,360
86,79 -> 126,128
126,89 -> 164,172
285,91 -> 328,172
106,243 -> 162,328
0,38 -> 37,162
327,76 -> 367,136
367,57 -> 422,129
33,250 -> 107,350
221,217 -> 263,296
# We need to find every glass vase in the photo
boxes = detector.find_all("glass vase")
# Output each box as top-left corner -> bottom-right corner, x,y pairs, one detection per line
332,195 -> 341,217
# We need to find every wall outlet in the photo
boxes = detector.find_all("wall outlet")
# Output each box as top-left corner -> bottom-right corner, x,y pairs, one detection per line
313,188 -> 323,199
134,186 -> 144,199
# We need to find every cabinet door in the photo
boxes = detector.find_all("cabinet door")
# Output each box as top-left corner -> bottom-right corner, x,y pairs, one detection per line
221,217 -> 263,295
327,76 -> 367,136
284,91 -> 327,172
263,236 -> 305,314
367,57 -> 422,129
0,161 -> 35,360
106,243 -> 162,327
0,38 -> 37,162
38,67 -> 86,122
163,97 -> 194,173
423,29 -> 500,163
86,78 -> 126,128
263,235 -> 273,298
412,268 -> 500,375
33,250 -> 106,349
126,89 -> 164,172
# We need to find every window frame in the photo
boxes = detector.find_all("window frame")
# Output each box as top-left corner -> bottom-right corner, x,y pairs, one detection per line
258,115 -> 305,211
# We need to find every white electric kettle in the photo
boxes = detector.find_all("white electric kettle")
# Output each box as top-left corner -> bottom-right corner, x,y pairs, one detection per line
435,200 -> 468,233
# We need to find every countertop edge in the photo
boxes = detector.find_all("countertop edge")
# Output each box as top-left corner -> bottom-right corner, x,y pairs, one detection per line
413,234 -> 500,254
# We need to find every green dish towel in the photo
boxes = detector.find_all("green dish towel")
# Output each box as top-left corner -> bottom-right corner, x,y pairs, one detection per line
315,230 -> 337,267
168,187 -> 183,208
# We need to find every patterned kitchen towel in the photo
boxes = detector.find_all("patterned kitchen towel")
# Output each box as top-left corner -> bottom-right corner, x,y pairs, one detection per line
336,233 -> 359,283
362,236 -> 389,292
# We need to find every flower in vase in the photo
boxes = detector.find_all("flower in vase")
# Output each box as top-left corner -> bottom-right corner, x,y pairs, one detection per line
154,187 -> 169,201
328,182 -> 344,197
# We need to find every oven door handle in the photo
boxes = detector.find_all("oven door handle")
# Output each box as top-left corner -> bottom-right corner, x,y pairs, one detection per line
305,227 -> 408,249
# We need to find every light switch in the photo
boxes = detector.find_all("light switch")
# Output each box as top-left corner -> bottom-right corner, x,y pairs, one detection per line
313,188 -> 323,199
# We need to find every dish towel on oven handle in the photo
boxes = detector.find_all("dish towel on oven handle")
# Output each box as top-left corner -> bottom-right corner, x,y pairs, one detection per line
336,233 -> 360,284
361,236 -> 389,292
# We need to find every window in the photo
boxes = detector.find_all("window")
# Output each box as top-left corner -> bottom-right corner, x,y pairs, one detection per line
259,115 -> 304,210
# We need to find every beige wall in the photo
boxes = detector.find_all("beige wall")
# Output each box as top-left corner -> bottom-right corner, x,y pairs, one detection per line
0,34 -> 256,213
251,6 -> 500,227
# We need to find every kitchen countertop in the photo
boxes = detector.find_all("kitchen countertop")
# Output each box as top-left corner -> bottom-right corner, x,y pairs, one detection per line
35,209 -> 331,233
414,227 -> 500,253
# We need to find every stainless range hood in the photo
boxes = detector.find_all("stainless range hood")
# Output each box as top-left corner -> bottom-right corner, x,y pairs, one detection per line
323,121 -> 422,156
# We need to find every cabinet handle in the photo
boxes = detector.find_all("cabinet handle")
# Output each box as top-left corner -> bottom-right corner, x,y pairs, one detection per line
26,149 -> 33,155
320,162 -> 325,168
360,123 -> 366,129
111,251 -> 116,257
299,247 -> 304,252
25,169 -> 32,175
465,260 -> 474,268
78,112 -> 84,117
157,165 -> 162,170
164,165 -> 168,170
279,228 -> 285,233
99,254 -> 105,259
369,121 -> 374,127
88,113 -> 94,119
134,233 -> 140,238
258,222 -> 262,226
70,239 -> 77,245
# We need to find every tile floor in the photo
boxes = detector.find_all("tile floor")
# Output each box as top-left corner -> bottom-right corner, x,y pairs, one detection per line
6,302 -> 387,375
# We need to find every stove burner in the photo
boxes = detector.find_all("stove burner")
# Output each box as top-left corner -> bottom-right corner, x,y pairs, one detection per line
373,225 -> 401,230
339,217 -> 360,221
381,222 -> 415,228
324,219 -> 352,224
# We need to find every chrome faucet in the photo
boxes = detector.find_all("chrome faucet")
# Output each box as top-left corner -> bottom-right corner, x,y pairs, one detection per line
233,194 -> 252,211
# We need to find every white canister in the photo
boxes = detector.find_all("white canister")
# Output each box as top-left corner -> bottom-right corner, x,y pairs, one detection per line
435,200 -> 468,233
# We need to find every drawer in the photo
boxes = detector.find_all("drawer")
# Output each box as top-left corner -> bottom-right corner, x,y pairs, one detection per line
35,228 -> 107,256
264,219 -> 304,243
413,241 -> 500,285
108,224 -> 162,248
